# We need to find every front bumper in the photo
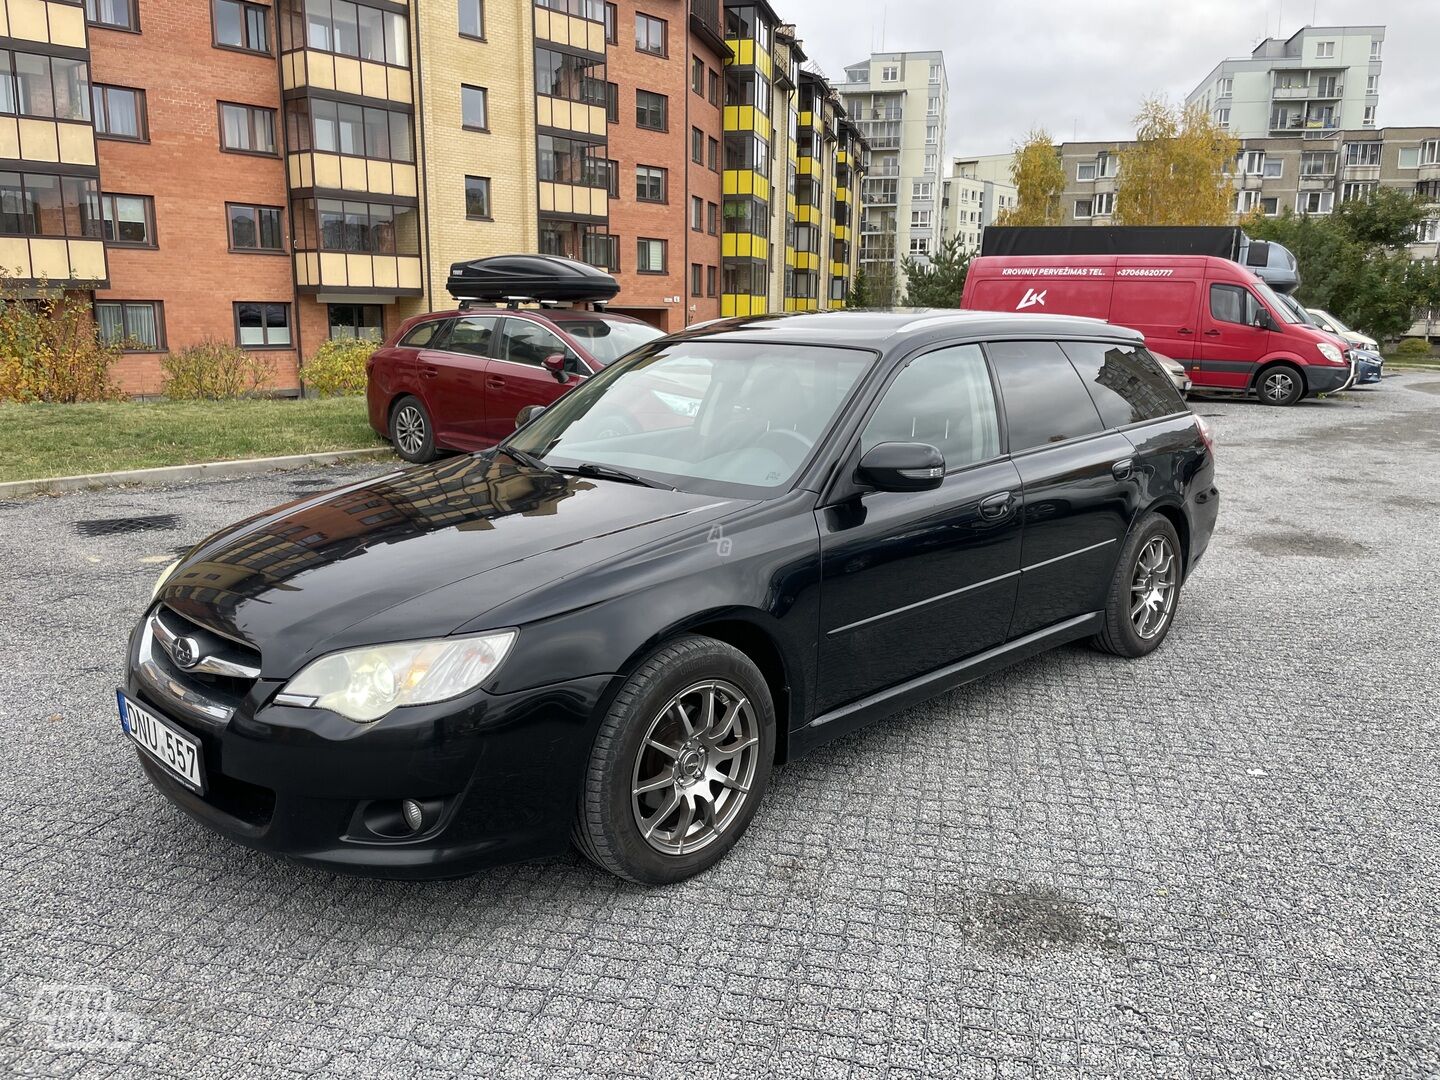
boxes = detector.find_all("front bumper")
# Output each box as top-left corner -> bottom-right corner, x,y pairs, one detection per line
124,622 -> 614,878
1354,356 -> 1384,384
1307,361 -> 1354,396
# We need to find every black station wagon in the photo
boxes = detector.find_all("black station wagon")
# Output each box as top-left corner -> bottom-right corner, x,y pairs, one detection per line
121,311 -> 1219,884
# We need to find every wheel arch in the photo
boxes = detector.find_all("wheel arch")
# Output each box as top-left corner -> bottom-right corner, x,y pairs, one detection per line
1249,356 -> 1308,393
1143,498 -> 1192,579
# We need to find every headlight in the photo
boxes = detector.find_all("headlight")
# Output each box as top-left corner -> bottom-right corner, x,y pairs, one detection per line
279,631 -> 517,723
1317,342 -> 1344,364
150,559 -> 181,600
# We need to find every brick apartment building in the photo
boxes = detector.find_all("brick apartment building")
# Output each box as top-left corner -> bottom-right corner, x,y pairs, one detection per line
10,0 -> 865,395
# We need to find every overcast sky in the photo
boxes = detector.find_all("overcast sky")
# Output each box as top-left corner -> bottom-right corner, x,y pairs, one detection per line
783,0 -> 1440,158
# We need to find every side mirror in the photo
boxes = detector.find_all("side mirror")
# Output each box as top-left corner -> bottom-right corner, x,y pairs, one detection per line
515,404 -> 546,428
542,353 -> 568,381
856,442 -> 945,492
1252,308 -> 1276,331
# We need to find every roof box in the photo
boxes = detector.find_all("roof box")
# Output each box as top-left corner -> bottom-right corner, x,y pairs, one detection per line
446,254 -> 620,304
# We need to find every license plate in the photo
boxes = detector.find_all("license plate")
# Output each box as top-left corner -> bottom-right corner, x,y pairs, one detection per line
118,691 -> 205,792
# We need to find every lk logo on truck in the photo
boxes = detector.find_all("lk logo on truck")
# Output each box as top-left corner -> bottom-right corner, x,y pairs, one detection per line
1016,288 -> 1047,310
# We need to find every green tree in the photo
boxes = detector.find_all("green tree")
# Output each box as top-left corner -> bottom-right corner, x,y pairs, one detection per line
852,261 -> 899,307
901,233 -> 972,307
1115,99 -> 1238,225
997,129 -> 1065,226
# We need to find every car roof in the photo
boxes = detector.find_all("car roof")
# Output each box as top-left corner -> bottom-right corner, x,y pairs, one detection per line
407,307 -> 648,327
668,309 -> 1144,352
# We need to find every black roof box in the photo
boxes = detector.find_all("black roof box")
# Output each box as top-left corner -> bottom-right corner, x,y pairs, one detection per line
446,254 -> 619,303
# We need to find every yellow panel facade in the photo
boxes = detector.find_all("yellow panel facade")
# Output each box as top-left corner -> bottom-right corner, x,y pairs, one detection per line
393,163 -> 417,197
48,1 -> 87,47
373,257 -> 398,289
346,254 -> 375,288
28,238 -> 69,278
366,158 -> 394,195
0,117 -> 19,159
0,236 -> 31,279
313,153 -> 341,189
319,252 -> 348,285
7,0 -> 46,42
307,52 -> 336,91
413,0 -> 536,310
386,66 -> 412,104
360,61 -> 388,100
57,122 -> 94,166
17,118 -> 57,161
334,56 -> 363,96
67,239 -> 106,280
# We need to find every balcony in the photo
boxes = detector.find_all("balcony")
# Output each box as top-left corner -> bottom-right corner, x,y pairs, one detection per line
1272,86 -> 1311,100
294,251 -> 423,296
281,50 -> 413,106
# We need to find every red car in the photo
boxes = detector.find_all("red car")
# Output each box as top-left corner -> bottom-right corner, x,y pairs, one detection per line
367,307 -> 664,462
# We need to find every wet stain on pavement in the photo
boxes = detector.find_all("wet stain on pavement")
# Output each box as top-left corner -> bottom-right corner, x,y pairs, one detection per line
937,882 -> 1125,956
1244,528 -> 1371,558
74,514 -> 180,537
1406,380 -> 1440,396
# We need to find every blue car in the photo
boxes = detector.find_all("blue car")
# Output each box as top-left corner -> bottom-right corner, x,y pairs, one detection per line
1351,347 -> 1384,385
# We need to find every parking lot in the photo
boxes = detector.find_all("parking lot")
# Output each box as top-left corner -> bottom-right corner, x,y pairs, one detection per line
3,374 -> 1439,1079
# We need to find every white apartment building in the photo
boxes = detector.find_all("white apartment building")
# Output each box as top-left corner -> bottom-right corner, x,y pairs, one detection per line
1187,25 -> 1385,140
836,51 -> 948,282
943,157 -> 1017,252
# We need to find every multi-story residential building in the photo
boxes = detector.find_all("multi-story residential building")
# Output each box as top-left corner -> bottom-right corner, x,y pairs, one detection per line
51,0 -> 858,396
1187,25 -> 1385,141
941,157 -> 1016,253
836,50 -> 947,282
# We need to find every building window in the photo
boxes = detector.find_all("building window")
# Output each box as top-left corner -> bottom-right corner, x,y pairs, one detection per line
909,236 -> 930,255
5,51 -> 92,122
86,0 -> 137,31
300,198 -> 421,254
602,2 -> 616,43
227,203 -> 284,251
635,13 -> 666,56
1260,197 -> 1279,216
1363,106 -> 1376,127
636,89 -> 666,130
1073,199 -> 1094,221
459,0 -> 484,39
881,65 -> 898,82
707,136 -> 719,171
1216,107 -> 1230,128
692,55 -> 704,95
1370,39 -> 1382,60
328,304 -> 384,342
1345,142 -> 1381,166
928,62 -> 940,82
585,232 -> 618,271
689,126 -> 703,163
604,81 -> 619,123
465,175 -> 491,219
636,237 -> 666,273
293,99 -> 414,162
96,301 -> 162,351
1341,181 -> 1377,202
1316,40 -> 1335,59
707,201 -> 718,234
92,84 -> 146,140
927,95 -> 940,117
708,69 -> 719,105
1416,220 -> 1439,244
302,1 -> 410,64
706,265 -> 717,296
1077,162 -> 1096,181
1300,190 -> 1334,215
636,165 -> 666,202
600,158 -> 618,197
235,302 -> 292,348
219,102 -> 276,154
99,193 -> 154,246
690,262 -> 702,296
690,195 -> 703,231
1263,158 -> 1283,179
1093,192 -> 1114,216
925,124 -> 938,145
213,0 -> 269,53
0,173 -> 101,238
923,152 -> 937,173
1241,151 -> 1266,176
910,209 -> 931,228
912,181 -> 933,199
1367,74 -> 1379,95
461,85 -> 488,130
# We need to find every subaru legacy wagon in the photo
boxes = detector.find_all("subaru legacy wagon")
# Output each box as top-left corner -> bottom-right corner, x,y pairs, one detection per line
121,311 -> 1218,884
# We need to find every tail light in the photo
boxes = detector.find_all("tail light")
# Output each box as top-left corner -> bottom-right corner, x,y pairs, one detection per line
1195,414 -> 1216,454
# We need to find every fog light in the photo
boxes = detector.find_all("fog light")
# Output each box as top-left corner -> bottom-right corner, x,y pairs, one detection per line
402,799 -> 424,832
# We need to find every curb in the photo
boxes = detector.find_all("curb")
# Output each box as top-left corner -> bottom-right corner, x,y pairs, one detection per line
0,447 -> 397,500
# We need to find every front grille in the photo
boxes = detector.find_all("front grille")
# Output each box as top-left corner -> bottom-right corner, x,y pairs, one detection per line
145,606 -> 261,718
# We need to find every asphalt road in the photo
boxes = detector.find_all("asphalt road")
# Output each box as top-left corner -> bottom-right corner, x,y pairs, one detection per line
3,375 -> 1439,1078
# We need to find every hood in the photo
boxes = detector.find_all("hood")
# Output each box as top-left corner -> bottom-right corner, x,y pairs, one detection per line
158,454 -> 740,676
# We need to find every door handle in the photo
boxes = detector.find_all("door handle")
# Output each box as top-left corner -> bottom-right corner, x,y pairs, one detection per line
978,492 -> 1013,520
421,365 -> 439,378
1176,327 -> 1193,335
1204,329 -> 1221,336
486,376 -> 505,389
1111,458 -> 1134,480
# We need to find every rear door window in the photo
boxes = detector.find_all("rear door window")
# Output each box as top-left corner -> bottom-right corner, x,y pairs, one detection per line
985,340 -> 1104,452
444,316 -> 497,357
399,320 -> 443,348
1059,341 -> 1187,427
862,344 -> 1000,470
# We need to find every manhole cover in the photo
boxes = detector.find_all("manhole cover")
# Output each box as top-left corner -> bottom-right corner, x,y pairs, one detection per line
74,514 -> 180,537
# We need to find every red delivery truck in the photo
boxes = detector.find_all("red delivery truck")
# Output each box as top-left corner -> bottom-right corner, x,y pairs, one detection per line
960,254 -> 1353,406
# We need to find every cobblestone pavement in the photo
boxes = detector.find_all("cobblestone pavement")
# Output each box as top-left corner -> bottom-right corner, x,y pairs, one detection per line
2,376 -> 1439,1079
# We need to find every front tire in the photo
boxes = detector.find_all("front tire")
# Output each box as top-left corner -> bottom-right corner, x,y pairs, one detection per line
389,395 -> 437,463
1092,513 -> 1183,657
573,635 -> 775,884
1255,363 -> 1304,406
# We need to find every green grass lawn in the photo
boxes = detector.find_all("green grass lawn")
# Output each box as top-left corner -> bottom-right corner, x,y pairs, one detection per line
0,397 -> 390,484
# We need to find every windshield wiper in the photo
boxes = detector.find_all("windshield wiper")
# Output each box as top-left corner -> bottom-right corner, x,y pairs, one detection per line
495,444 -> 559,476
555,462 -> 671,489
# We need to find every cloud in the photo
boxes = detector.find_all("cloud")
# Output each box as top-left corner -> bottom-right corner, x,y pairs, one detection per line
781,0 -> 1439,157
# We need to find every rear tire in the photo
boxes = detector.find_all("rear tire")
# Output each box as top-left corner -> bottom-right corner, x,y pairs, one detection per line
573,635 -> 775,884
1092,513 -> 1183,658
389,395 -> 437,463
1255,363 -> 1304,406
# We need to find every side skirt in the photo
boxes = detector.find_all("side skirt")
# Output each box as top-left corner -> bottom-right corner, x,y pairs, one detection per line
789,612 -> 1104,760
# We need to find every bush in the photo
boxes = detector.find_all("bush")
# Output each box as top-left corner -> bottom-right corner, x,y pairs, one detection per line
0,279 -> 125,403
303,338 -> 373,396
162,340 -> 271,400
1394,336 -> 1433,357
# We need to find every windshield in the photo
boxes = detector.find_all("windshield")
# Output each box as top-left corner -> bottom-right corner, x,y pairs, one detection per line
1317,310 -> 1352,333
508,341 -> 875,496
555,316 -> 665,366
1274,292 -> 1319,326
1254,281 -> 1300,323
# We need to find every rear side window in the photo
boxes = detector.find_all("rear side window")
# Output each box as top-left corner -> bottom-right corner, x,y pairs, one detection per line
1210,283 -> 1258,326
985,340 -> 1104,452
862,344 -> 1000,470
445,316 -> 497,357
1060,341 -> 1186,427
399,320 -> 442,347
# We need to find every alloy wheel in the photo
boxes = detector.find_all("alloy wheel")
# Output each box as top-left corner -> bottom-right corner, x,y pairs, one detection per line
394,405 -> 426,456
630,679 -> 760,856
1130,536 -> 1178,639
1263,371 -> 1294,402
